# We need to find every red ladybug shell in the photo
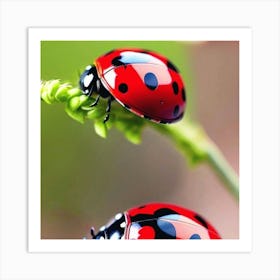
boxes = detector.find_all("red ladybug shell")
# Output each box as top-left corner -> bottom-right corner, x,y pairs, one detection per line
94,48 -> 186,123
92,203 -> 221,239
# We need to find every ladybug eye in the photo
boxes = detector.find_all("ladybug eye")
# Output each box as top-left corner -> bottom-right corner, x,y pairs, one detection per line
80,66 -> 93,89
83,73 -> 94,88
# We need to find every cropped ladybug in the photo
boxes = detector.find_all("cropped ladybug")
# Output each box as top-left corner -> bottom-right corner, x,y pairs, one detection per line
79,48 -> 186,123
90,203 -> 221,239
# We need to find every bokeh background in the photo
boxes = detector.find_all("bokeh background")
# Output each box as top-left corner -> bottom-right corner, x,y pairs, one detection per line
41,41 -> 239,239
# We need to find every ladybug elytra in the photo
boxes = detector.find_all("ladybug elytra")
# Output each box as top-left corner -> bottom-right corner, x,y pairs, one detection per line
90,203 -> 221,240
79,48 -> 186,123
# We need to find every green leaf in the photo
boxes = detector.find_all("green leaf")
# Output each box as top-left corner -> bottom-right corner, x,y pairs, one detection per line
86,106 -> 104,119
114,117 -> 145,144
94,121 -> 108,138
124,129 -> 142,144
41,80 -> 61,104
54,84 -> 72,102
68,95 -> 89,111
65,106 -> 85,124
67,88 -> 83,99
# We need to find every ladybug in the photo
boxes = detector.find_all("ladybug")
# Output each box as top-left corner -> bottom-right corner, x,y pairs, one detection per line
90,203 -> 221,239
79,48 -> 186,123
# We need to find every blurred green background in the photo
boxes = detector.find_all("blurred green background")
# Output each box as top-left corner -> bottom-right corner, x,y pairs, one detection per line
41,41 -> 239,239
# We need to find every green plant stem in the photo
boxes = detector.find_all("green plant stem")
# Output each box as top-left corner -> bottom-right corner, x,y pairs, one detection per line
206,144 -> 239,200
41,80 -> 239,201
152,121 -> 239,201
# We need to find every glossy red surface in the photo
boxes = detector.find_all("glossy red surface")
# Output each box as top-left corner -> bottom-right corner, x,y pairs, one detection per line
92,202 -> 221,239
95,48 -> 186,123
125,203 -> 221,239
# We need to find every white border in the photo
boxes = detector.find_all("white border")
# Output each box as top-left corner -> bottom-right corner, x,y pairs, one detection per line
28,27 -> 252,253
1,1 -> 279,279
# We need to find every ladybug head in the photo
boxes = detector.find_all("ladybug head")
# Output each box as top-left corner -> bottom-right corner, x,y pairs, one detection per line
79,65 -> 110,98
91,213 -> 126,240
79,65 -> 100,96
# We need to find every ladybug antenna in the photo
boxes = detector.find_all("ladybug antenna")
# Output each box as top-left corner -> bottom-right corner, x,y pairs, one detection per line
90,227 -> 96,239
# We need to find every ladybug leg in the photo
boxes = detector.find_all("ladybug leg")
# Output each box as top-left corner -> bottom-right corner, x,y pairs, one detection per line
89,94 -> 101,107
103,96 -> 113,123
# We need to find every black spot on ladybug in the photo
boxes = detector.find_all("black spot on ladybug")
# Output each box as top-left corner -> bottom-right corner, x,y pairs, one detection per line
173,105 -> 179,117
136,219 -> 177,239
130,214 -> 152,223
157,220 -> 176,238
181,88 -> 186,101
112,56 -> 125,67
167,60 -> 179,73
140,49 -> 152,54
138,205 -> 146,209
194,214 -> 208,229
144,72 -> 158,90
130,208 -> 177,223
118,83 -> 128,93
190,234 -> 201,239
154,208 -> 178,218
172,82 -> 179,94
